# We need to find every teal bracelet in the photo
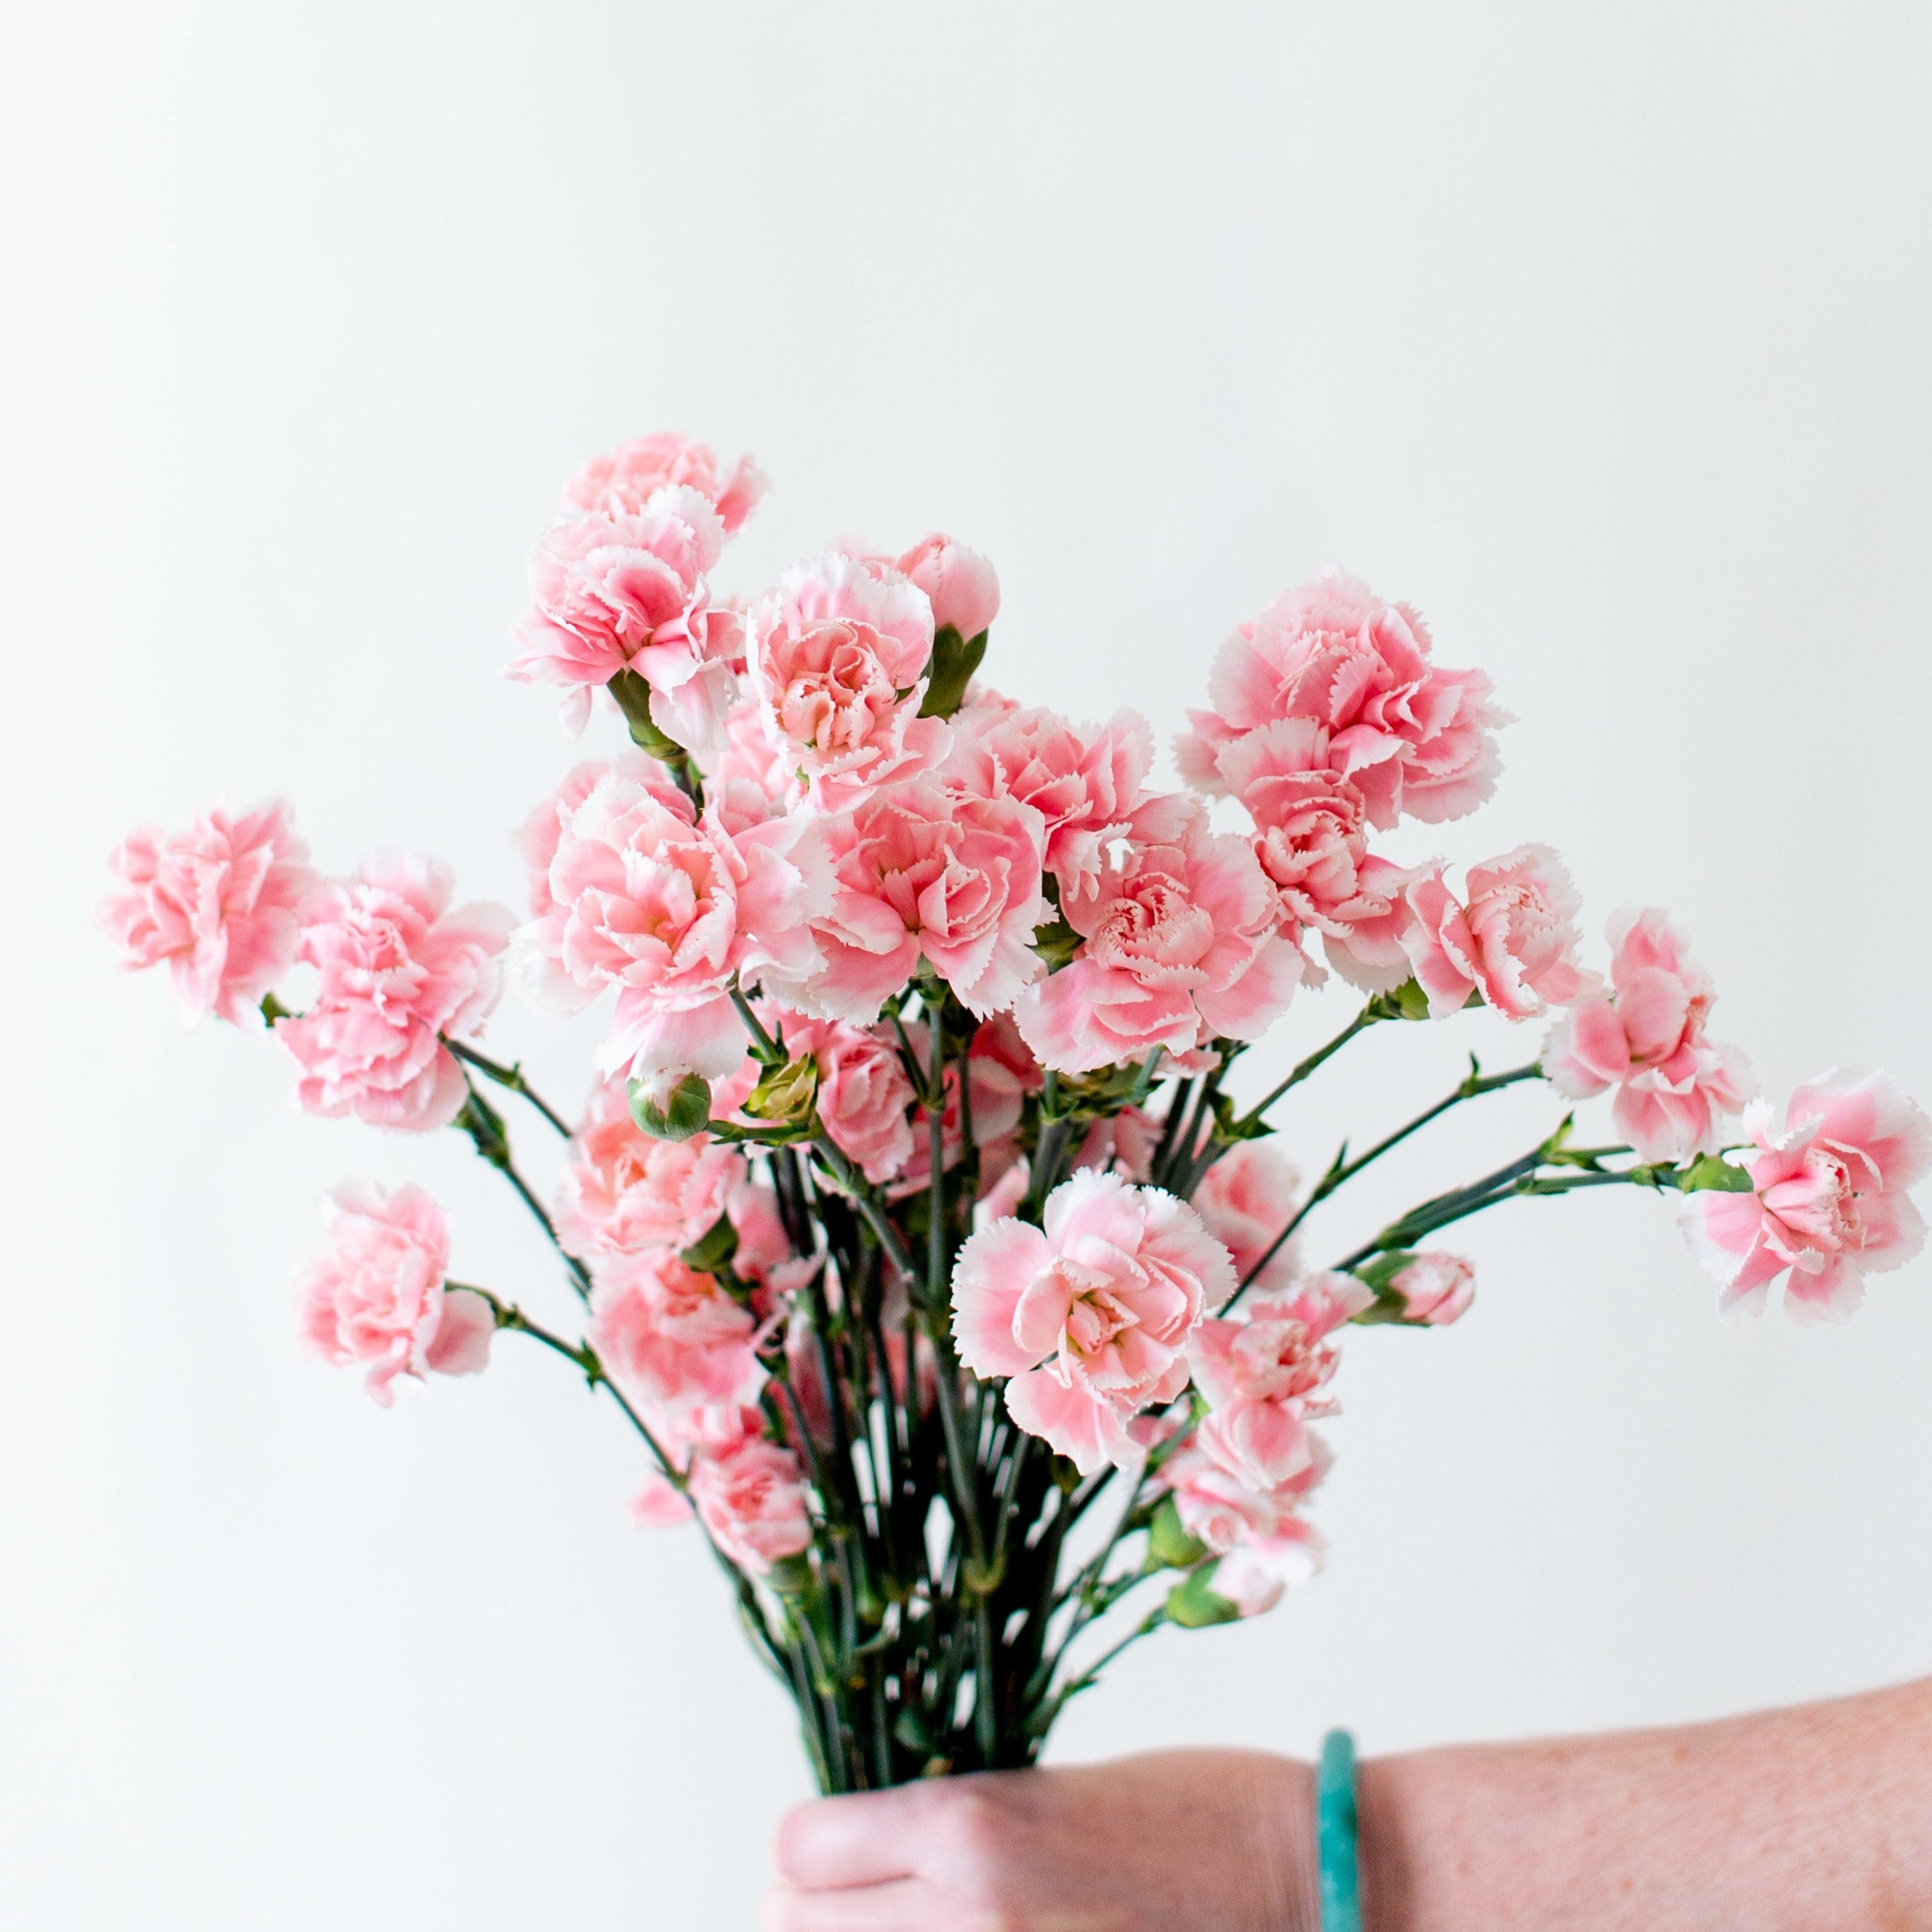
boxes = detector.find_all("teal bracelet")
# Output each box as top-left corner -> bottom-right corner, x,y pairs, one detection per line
1316,1728 -> 1361,1932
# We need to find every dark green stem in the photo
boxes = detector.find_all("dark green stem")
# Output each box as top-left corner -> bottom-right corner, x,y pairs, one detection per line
1229,995 -> 1395,1134
453,1078 -> 592,1301
1233,1060 -> 1545,1301
441,1036 -> 573,1137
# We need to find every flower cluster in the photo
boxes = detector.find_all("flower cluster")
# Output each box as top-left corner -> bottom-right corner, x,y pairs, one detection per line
106,431 -> 1931,1792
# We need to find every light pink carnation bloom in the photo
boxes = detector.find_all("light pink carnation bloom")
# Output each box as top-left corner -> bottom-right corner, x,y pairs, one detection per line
748,551 -> 950,810
943,701 -> 1153,901
1072,1106 -> 1161,1184
590,1249 -> 767,1417
1190,1143 -> 1304,1292
1543,909 -> 1752,1163
1162,1422 -> 1330,1615
276,854 -> 514,1131
1187,1276 -> 1367,1490
1401,845 -> 1594,1021
512,764 -> 827,1081
951,1170 -> 1237,1475
892,532 -> 1001,640
297,1183 -> 492,1405
1212,1525 -> 1325,1616
1011,794 -> 1305,1075
102,798 -> 319,1025
564,431 -> 767,536
515,754 -> 691,917
1177,572 -> 1508,829
770,775 -> 1050,1025
1685,1071 -> 1931,1320
689,1436 -> 813,1574
509,489 -> 744,745
1216,720 -> 1420,991
1387,1251 -> 1476,1325
774,1011 -> 917,1186
704,696 -> 798,834
555,1080 -> 748,1255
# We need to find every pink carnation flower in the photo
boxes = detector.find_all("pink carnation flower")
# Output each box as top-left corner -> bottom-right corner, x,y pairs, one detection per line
943,700 -> 1153,901
589,1249 -> 767,1418
297,1183 -> 493,1405
102,798 -> 319,1025
893,532 -> 1001,640
1161,1428 -> 1329,1617
1177,572 -> 1508,829
1212,1524 -> 1324,1616
704,696 -> 798,834
276,854 -> 514,1132
1216,720 -> 1419,991
1387,1251 -> 1476,1325
689,1436 -> 813,1574
555,1080 -> 748,1255
773,1011 -> 916,1186
1401,845 -> 1594,1021
1071,1106 -> 1161,1185
950,1170 -> 1237,1475
1011,794 -> 1305,1075
1543,909 -> 1752,1163
1685,1071 -> 1931,1320
509,490 -> 744,746
769,774 -> 1050,1026
1187,1276 -> 1366,1490
563,431 -> 767,536
1190,1142 -> 1305,1294
515,754 -> 691,917
748,551 -> 949,810
512,763 -> 827,1081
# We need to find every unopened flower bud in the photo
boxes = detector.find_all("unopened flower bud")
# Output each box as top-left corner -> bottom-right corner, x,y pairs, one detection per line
744,1053 -> 819,1128
629,1069 -> 712,1142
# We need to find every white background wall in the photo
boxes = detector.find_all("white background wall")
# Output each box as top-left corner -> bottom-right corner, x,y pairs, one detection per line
4,4 -> 1929,1925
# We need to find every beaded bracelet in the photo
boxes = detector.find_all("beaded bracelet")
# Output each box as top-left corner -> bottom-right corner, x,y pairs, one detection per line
1316,1728 -> 1362,1932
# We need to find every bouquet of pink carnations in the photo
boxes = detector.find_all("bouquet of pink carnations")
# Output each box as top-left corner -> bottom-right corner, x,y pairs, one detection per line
105,433 -> 1931,1793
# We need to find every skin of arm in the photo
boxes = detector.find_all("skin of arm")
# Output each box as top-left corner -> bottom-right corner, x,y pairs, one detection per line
762,1679 -> 1932,1932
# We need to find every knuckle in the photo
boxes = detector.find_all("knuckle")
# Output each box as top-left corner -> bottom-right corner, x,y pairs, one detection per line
769,1804 -> 818,1886
939,1783 -> 1009,1858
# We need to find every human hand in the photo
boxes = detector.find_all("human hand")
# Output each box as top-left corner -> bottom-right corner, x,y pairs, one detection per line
762,1747 -> 1317,1931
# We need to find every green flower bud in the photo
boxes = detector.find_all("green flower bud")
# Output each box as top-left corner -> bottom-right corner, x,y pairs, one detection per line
744,1053 -> 820,1127
1165,1563 -> 1242,1629
629,1071 -> 712,1142
1147,1496 -> 1209,1571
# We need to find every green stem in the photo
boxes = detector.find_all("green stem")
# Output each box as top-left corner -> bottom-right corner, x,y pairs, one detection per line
1229,996 -> 1395,1135
1334,1147 -> 1652,1273
453,1079 -> 592,1301
729,981 -> 785,1063
1233,1060 -> 1544,1300
812,1132 -> 919,1283
926,1004 -> 947,1307
441,1036 -> 572,1137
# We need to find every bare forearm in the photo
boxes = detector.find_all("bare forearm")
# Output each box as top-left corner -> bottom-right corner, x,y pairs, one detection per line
1360,1680 -> 1932,1932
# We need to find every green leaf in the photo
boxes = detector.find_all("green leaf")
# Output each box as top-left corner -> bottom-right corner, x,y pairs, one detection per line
766,1553 -> 815,1598
628,1071 -> 712,1142
1165,1563 -> 1242,1629
1676,1151 -> 1754,1193
1349,1250 -> 1417,1295
917,623 -> 989,720
679,1212 -> 740,1275
1147,1496 -> 1208,1570
1030,914 -> 1083,972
